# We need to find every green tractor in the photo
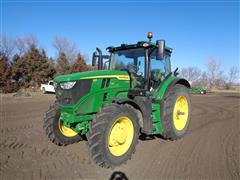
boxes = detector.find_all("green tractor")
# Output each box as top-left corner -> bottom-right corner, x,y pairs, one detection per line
43,33 -> 192,168
191,86 -> 206,94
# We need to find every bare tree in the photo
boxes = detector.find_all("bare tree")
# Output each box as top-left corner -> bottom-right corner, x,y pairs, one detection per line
198,71 -> 209,87
228,66 -> 239,84
0,34 -> 15,59
15,37 -> 27,56
25,34 -> 37,47
53,37 -> 78,64
179,67 -> 202,83
15,35 -> 38,57
224,66 -> 240,89
206,58 -> 223,88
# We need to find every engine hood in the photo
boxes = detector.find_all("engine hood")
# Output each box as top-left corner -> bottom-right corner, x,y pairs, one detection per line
54,70 -> 130,83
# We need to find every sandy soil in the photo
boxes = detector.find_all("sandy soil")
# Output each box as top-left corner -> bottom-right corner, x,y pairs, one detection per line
0,92 -> 239,180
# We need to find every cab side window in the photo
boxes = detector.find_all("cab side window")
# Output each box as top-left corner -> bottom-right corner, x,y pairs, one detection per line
150,51 -> 171,89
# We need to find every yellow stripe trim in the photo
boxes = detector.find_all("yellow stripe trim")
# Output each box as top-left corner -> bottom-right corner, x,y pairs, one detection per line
80,75 -> 130,81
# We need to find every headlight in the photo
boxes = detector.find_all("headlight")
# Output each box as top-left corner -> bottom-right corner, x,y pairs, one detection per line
60,81 -> 76,90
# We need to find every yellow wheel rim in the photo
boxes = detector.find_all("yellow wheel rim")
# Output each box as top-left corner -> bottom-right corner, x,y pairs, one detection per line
173,96 -> 189,131
59,120 -> 78,137
108,116 -> 134,156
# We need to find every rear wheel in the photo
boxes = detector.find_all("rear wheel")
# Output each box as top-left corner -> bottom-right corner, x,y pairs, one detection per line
161,84 -> 191,140
86,104 -> 140,168
43,103 -> 82,146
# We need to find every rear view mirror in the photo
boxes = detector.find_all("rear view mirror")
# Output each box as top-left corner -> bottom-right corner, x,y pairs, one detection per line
156,40 -> 165,60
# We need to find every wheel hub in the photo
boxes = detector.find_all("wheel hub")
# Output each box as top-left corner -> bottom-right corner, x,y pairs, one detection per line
59,119 -> 78,137
109,123 -> 127,146
173,96 -> 189,131
108,116 -> 134,156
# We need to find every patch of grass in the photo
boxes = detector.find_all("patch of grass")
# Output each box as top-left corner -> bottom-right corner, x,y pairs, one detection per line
13,89 -> 31,97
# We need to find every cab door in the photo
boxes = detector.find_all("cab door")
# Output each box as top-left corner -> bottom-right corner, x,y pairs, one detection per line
150,51 -> 171,91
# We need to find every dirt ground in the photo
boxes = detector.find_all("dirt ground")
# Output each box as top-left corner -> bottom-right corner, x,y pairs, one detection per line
0,92 -> 239,180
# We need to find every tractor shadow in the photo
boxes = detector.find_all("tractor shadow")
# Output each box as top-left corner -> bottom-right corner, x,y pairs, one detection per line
109,171 -> 128,180
139,134 -> 165,141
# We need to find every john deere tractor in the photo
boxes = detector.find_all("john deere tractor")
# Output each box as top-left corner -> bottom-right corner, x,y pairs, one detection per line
43,33 -> 191,168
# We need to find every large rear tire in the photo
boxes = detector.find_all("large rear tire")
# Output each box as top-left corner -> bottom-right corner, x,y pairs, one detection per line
161,84 -> 191,140
43,103 -> 82,146
86,104 -> 140,168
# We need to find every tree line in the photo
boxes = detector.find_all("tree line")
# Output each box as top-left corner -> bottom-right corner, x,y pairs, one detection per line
0,35 -> 93,93
1,35 -> 239,93
179,58 -> 239,89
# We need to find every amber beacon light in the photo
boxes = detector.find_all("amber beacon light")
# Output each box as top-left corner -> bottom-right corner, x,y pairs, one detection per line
147,32 -> 153,41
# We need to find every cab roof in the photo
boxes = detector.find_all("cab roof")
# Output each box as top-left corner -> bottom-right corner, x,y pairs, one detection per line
106,41 -> 172,53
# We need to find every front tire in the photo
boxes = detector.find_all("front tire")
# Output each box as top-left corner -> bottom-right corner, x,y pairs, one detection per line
161,84 -> 191,140
86,104 -> 140,168
43,103 -> 82,146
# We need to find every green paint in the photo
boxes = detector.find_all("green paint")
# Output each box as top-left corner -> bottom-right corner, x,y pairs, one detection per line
153,75 -> 176,101
151,75 -> 177,134
191,86 -> 205,94
56,71 -> 130,134
56,69 -> 179,135
75,121 -> 90,134
54,70 -> 129,82
151,103 -> 163,134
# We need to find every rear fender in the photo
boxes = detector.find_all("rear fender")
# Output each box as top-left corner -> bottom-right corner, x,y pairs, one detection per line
152,76 -> 190,135
154,76 -> 190,101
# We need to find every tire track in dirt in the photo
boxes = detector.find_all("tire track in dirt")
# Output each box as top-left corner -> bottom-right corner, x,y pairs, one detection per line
0,123 -> 34,134
144,100 -> 212,179
125,94 -> 239,179
220,106 -> 240,180
188,101 -> 236,135
187,97 -> 239,179
0,136 -> 30,150
0,144 -> 93,180
223,130 -> 239,180
1,93 -> 239,179
0,129 -> 90,161
0,134 -> 93,179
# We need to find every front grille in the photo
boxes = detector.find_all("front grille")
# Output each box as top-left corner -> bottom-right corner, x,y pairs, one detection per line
56,80 -> 92,106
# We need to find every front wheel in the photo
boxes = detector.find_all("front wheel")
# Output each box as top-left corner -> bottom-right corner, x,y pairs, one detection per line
43,103 -> 82,146
161,84 -> 191,140
86,104 -> 140,168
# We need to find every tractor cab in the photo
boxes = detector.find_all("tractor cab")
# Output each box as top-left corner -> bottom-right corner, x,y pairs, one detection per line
92,32 -> 172,94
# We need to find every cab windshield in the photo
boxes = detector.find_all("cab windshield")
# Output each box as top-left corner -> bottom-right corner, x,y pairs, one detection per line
110,48 -> 145,74
110,48 -> 145,88
110,47 -> 171,89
